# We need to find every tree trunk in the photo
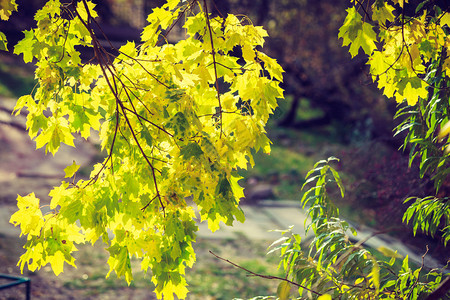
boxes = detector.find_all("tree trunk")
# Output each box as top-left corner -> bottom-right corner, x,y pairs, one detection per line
278,96 -> 300,127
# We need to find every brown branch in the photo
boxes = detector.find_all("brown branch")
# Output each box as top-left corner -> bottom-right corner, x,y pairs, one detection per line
55,19 -> 71,63
209,251 -> 322,296
154,1 -> 194,47
84,101 -> 119,187
197,109 -> 240,118
203,0 -> 223,137
120,83 -> 144,127
333,226 -> 406,269
354,0 -> 372,23
71,0 -> 119,187
407,245 -> 428,299
141,195 -> 157,212
118,101 -> 165,213
73,0 -> 166,206
121,106 -> 174,138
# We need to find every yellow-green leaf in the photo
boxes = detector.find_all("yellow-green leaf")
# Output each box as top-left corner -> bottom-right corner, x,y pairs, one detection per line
372,2 -> 395,26
0,31 -> 7,51
370,259 -> 380,291
64,161 -> 80,178
0,0 -> 17,21
377,246 -> 403,259
242,43 -> 255,63
339,7 -> 377,58
277,281 -> 290,300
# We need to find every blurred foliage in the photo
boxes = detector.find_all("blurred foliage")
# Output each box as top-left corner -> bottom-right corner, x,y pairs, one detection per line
264,159 -> 447,299
221,0 -> 395,141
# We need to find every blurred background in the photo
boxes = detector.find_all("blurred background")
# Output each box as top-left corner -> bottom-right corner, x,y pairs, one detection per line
0,0 -> 446,299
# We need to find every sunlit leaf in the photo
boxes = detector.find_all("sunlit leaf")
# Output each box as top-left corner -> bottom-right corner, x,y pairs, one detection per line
64,161 -> 80,178
277,281 -> 290,300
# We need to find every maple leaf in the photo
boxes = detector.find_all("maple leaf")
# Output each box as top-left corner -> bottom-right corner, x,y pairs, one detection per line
339,7 -> 377,58
49,251 -> 66,276
0,0 -> 17,21
14,30 -> 36,63
35,117 -> 75,155
64,161 -> 80,178
372,2 -> 395,26
441,13 -> 450,28
75,1 -> 98,22
10,193 -> 44,237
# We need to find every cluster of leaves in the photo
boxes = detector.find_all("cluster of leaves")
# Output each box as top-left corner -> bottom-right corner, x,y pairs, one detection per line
3,0 -> 284,299
403,195 -> 450,246
339,0 -> 450,254
267,158 -> 446,299
244,2 -> 450,298
0,0 -> 17,50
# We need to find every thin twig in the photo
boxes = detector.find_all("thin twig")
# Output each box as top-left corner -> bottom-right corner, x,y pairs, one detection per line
118,101 -> 165,214
209,251 -> 322,296
407,245 -> 429,299
203,0 -> 223,137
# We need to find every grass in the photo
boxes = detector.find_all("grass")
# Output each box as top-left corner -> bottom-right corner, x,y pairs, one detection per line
239,144 -> 315,198
239,121 -> 343,200
188,237 -> 282,300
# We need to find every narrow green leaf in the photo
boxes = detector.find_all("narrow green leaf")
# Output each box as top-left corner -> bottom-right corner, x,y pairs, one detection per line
277,281 -> 290,300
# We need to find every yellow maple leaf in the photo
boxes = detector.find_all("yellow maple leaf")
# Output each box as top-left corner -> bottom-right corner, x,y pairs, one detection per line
372,2 -> 395,26
440,12 -> 450,27
49,251 -> 65,276
391,0 -> 409,8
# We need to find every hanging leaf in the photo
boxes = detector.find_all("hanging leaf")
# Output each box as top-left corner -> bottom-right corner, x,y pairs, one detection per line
277,281 -> 291,300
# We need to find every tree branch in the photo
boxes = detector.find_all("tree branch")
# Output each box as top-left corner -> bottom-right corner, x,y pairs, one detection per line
203,0 -> 223,137
209,251 -> 322,296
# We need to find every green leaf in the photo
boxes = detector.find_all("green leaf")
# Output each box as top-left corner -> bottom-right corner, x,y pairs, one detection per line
180,142 -> 203,160
215,176 -> 232,198
377,246 -> 403,259
372,2 -> 395,25
106,245 -> 133,284
35,117 -> 75,155
338,7 -> 377,58
13,29 -> 36,63
166,112 -> 190,137
330,167 -> 345,197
